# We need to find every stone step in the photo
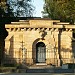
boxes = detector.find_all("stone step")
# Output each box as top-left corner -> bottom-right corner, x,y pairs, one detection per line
26,69 -> 54,73
28,64 -> 54,69
26,69 -> 74,73
36,63 -> 47,65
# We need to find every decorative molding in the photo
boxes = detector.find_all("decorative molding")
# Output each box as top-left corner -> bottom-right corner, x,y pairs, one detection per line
41,28 -> 44,31
55,28 -> 58,32
21,28 -> 25,32
28,28 -> 31,31
46,28 -> 49,31
66,29 -> 68,31
50,28 -> 54,32
24,28 -> 26,31
13,28 -> 16,31
38,28 -> 40,31
35,28 -> 38,31
39,29 -> 47,39
6,27 -> 74,33
33,28 -> 36,31
11,28 -> 14,31
9,28 -> 11,31
44,28 -> 47,31
17,28 -> 20,31
69,29 -> 72,32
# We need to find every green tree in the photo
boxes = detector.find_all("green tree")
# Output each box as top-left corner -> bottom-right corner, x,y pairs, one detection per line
7,0 -> 34,17
0,1 -> 14,17
0,2 -> 7,17
42,0 -> 75,23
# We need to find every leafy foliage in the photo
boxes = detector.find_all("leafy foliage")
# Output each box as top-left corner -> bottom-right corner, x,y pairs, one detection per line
0,0 -> 34,17
42,0 -> 75,22
0,2 -> 8,17
7,0 -> 34,17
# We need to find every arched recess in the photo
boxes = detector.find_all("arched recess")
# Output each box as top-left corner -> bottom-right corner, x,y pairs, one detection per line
32,38 -> 46,63
36,42 -> 46,63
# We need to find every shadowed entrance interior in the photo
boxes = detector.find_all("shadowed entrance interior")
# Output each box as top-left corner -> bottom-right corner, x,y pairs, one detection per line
36,42 -> 46,63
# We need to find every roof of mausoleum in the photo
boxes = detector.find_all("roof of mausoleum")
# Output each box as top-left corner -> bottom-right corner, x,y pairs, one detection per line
5,18 -> 75,29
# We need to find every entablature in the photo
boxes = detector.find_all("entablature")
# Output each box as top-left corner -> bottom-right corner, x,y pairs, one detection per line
5,27 -> 73,32
5,19 -> 75,32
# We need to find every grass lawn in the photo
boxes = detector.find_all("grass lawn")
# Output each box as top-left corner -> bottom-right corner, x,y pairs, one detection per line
0,67 -> 16,73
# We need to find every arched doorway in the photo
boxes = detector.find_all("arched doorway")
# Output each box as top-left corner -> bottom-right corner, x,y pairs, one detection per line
36,42 -> 46,63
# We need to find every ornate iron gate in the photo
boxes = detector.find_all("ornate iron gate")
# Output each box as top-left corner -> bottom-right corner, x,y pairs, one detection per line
36,42 -> 46,63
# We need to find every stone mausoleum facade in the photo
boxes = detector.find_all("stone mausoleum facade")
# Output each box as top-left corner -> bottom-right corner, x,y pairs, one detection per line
4,18 -> 75,67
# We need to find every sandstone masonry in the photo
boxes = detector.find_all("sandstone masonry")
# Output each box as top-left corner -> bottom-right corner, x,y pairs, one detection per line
4,19 -> 75,67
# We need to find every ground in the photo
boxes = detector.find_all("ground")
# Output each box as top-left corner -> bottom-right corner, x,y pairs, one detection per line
0,73 -> 75,75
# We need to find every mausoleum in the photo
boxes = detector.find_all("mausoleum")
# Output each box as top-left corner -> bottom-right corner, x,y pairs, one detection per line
4,18 -> 75,67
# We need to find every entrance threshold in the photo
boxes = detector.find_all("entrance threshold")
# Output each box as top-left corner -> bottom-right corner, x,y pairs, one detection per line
36,63 -> 47,65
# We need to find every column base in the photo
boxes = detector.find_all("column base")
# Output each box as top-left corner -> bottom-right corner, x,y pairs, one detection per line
26,58 -> 33,65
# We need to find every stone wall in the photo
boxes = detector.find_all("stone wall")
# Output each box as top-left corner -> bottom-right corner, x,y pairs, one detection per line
60,31 -> 73,64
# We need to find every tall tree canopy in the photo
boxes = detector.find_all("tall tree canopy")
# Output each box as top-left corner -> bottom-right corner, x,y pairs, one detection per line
42,0 -> 75,23
0,0 -> 34,17
0,1 -> 8,17
7,0 -> 34,17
